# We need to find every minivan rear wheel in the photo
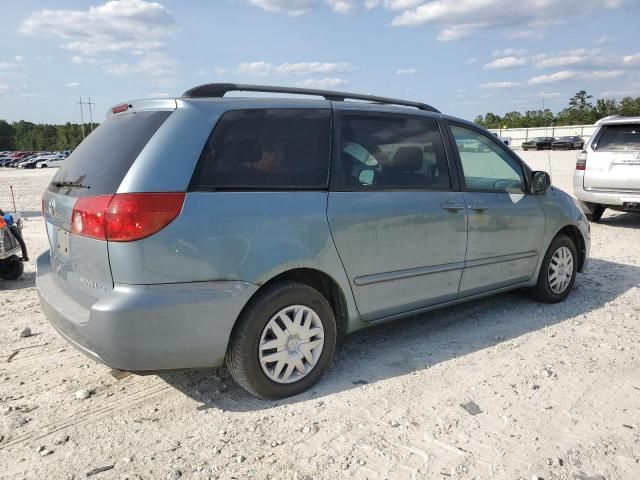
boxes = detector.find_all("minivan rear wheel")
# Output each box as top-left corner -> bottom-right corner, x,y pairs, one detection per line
530,234 -> 577,303
226,280 -> 337,399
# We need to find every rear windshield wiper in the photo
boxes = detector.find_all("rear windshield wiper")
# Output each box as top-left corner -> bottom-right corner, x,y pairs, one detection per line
52,181 -> 90,189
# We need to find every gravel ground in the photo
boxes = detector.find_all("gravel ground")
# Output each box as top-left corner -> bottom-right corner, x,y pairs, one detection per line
0,150 -> 639,480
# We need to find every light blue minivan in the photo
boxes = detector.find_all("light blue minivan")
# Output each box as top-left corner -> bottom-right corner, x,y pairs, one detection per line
37,84 -> 590,399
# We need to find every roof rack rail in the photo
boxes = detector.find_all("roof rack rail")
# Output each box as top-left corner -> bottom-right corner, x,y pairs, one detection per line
181,83 -> 440,113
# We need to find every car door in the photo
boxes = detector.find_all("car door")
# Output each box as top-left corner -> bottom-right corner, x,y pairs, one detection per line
448,122 -> 546,297
327,110 -> 467,321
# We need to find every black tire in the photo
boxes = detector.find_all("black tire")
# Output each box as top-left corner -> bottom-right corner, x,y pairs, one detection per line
585,205 -> 605,222
530,234 -> 578,303
0,259 -> 24,280
226,280 -> 337,399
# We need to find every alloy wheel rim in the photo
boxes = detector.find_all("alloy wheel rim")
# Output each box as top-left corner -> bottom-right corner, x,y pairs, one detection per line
548,246 -> 574,294
258,305 -> 325,384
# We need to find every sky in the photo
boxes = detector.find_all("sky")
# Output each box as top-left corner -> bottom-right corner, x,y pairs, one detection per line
1,0 -> 639,124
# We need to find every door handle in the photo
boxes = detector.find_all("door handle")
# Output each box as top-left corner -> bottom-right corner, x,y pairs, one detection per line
469,202 -> 488,211
441,201 -> 465,211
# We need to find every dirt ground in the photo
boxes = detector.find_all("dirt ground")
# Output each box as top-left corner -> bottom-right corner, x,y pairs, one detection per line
0,150 -> 638,480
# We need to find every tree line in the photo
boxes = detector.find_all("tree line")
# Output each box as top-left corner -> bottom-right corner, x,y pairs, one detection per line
0,120 -> 96,152
474,91 -> 640,129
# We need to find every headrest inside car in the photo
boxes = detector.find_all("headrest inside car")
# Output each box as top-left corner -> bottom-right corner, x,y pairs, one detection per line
392,146 -> 423,172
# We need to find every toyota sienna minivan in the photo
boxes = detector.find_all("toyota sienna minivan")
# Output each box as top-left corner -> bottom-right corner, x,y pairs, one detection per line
37,84 -> 590,399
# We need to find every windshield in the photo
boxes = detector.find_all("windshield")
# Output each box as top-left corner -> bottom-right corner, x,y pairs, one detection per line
49,110 -> 172,197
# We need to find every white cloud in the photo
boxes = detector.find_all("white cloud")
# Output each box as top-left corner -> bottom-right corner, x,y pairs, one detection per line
0,84 -> 9,94
465,57 -> 477,65
14,56 -> 25,62
277,62 -> 353,75
65,82 -> 81,87
247,0 -> 317,15
504,29 -> 543,40
484,56 -> 529,70
71,56 -> 98,64
0,62 -> 18,71
492,48 -> 528,57
102,52 -> 177,85
590,70 -> 624,79
21,0 -> 176,55
528,71 -> 577,84
235,61 -> 274,77
479,81 -> 523,89
327,0 -> 357,13
218,61 -> 355,77
21,1 -> 177,84
595,35 -> 610,45
527,69 -> 624,85
396,67 -> 416,75
623,53 -> 640,66
389,0 -> 628,39
296,77 -> 348,89
483,48 -> 640,72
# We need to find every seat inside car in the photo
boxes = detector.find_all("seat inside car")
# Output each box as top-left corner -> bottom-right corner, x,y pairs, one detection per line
382,146 -> 424,187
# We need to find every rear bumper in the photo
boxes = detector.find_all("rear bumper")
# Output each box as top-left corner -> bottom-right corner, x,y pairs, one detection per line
574,181 -> 640,209
36,250 -> 258,371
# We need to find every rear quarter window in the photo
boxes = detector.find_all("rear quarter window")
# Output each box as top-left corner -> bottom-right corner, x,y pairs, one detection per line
596,124 -> 640,151
190,109 -> 331,190
49,110 -> 172,197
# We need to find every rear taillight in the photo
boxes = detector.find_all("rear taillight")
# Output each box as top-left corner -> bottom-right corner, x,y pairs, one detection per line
71,195 -> 113,240
576,151 -> 587,171
71,193 -> 185,242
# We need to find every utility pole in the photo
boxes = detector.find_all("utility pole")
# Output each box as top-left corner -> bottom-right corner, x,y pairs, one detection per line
77,96 -> 86,140
87,97 -> 95,133
76,96 -> 96,138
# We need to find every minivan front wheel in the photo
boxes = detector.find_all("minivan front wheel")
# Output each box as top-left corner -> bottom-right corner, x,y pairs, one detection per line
530,234 -> 577,303
226,281 -> 337,399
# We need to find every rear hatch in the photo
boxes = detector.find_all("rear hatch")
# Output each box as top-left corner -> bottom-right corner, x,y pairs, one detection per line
42,107 -> 174,305
584,122 -> 640,191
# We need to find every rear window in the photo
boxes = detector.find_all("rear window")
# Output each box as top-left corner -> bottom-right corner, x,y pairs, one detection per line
596,124 -> 640,151
49,110 -> 172,197
190,109 -> 331,190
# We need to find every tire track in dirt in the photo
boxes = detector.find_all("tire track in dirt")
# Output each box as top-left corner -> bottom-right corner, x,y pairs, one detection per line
1,380 -> 171,449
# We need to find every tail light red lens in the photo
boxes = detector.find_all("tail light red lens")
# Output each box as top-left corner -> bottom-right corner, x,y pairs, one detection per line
71,195 -> 113,240
71,193 -> 185,242
576,151 -> 587,171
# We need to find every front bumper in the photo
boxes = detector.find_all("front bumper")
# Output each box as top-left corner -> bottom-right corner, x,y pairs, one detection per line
36,251 -> 258,371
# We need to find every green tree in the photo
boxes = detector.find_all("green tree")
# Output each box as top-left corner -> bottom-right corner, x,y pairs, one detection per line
618,96 -> 640,116
0,120 -> 16,150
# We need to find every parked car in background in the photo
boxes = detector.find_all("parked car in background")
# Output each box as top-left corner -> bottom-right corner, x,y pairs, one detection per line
552,136 -> 584,150
37,156 -> 66,168
574,115 -> 640,221
37,84 -> 590,399
522,137 -> 556,150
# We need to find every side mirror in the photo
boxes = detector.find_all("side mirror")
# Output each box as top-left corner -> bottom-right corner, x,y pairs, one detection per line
531,171 -> 551,194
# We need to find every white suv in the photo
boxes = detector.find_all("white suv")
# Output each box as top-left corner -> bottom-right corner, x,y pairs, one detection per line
574,115 -> 640,221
